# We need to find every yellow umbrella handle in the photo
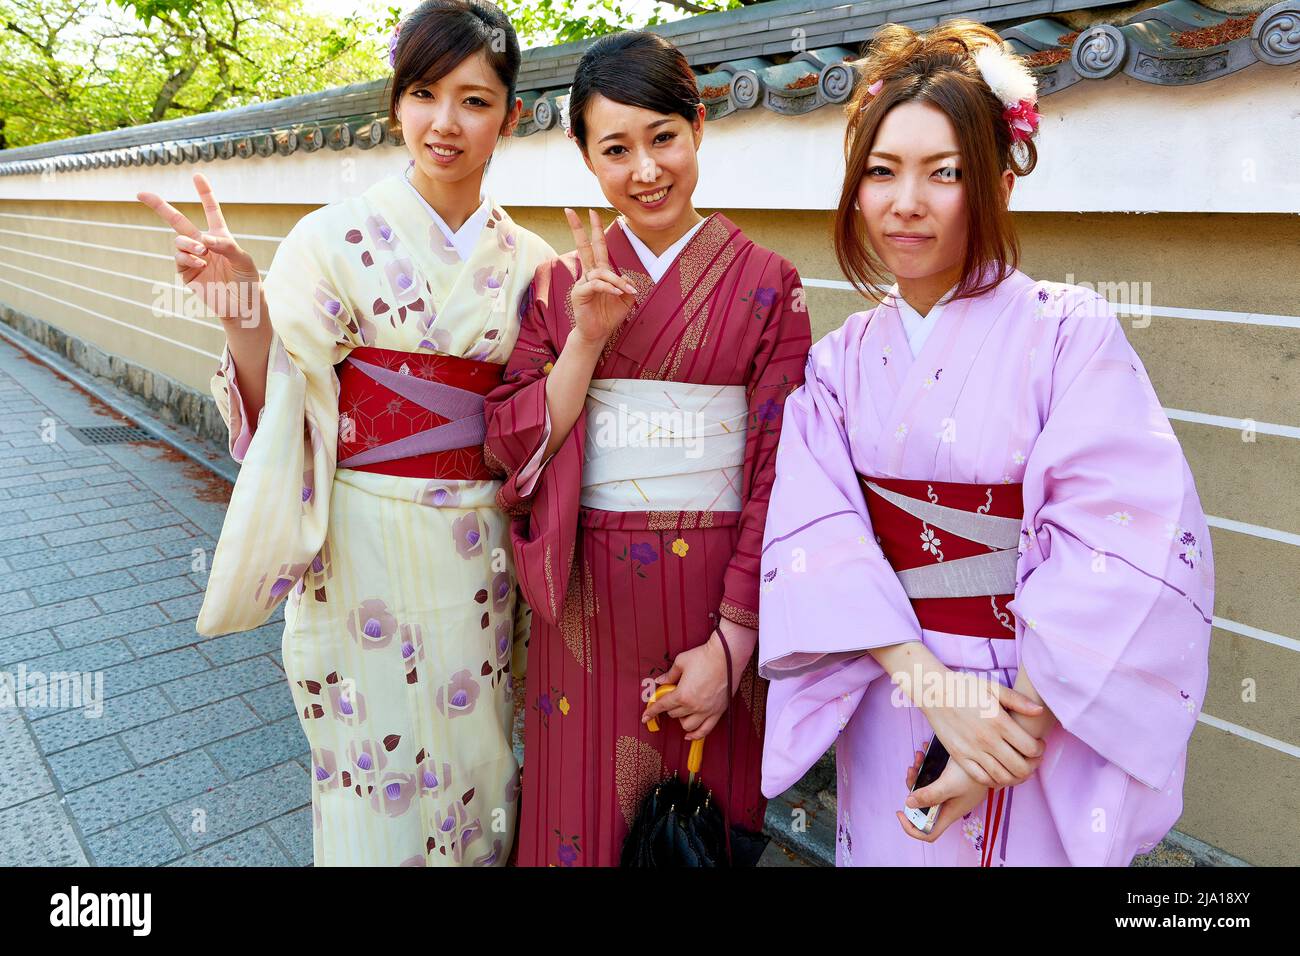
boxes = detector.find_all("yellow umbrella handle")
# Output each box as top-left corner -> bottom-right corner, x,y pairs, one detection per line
646,683 -> 705,773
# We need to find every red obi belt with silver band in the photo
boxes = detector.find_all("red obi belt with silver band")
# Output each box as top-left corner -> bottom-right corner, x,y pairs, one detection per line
858,475 -> 1024,640
334,346 -> 503,480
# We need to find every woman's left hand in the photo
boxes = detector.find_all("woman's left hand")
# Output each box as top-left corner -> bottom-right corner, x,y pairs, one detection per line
895,748 -> 991,843
640,634 -> 729,740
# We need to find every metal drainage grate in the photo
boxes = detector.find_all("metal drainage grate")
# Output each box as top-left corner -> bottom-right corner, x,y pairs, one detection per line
66,425 -> 155,445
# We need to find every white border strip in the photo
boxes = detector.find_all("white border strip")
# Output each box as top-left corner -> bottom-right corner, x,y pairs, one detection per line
1214,616 -> 1300,654
1116,303 -> 1300,330
0,227 -> 270,278
1164,407 -> 1300,440
1198,712 -> 1300,760
0,211 -> 286,244
1205,514 -> 1300,547
0,276 -> 221,360
0,262 -> 223,333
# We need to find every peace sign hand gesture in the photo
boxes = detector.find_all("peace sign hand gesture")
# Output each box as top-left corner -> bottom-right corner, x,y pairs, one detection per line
137,173 -> 263,327
565,208 -> 639,350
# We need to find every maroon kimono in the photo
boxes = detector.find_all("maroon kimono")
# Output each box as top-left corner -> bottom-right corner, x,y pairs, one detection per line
483,213 -> 811,866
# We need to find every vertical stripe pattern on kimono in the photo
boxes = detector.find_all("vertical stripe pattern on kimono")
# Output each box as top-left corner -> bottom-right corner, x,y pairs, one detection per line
197,173 -> 555,866
758,267 -> 1214,866
483,215 -> 812,866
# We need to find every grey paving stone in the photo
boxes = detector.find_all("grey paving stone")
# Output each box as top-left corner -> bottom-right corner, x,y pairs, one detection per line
5,476 -> 89,498
42,521 -> 134,548
242,681 -> 295,722
161,656 -> 282,712
0,598 -> 100,640
167,827 -> 291,867
0,629 -> 58,667
3,539 -> 107,572
0,491 -> 69,516
120,697 -> 261,765
80,502 -> 167,528
0,564 -> 72,596
85,812 -> 185,867
67,545 -> 168,579
46,737 -> 136,792
18,497 -> 112,523
55,481 -> 138,503
197,622 -> 285,667
24,636 -> 134,674
267,807 -> 313,866
4,513 -> 82,541
122,509 -> 189,533
207,715 -> 308,780
128,555 -> 204,585
53,604 -> 169,648
31,685 -> 172,755
0,794 -> 88,866
0,707 -> 55,809
158,592 -> 205,622
165,761 -> 309,851
29,570 -> 138,606
100,525 -> 193,551
64,750 -> 226,834
38,464 -> 122,484
122,619 -> 207,657
0,590 -> 34,614
155,536 -> 216,559
92,576 -> 198,615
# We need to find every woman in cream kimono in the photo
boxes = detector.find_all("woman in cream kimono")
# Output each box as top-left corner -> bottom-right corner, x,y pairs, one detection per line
139,0 -> 554,866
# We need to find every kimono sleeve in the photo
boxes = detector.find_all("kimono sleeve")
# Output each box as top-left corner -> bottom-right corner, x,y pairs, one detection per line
757,315 -> 925,798
1007,290 -> 1214,794
483,261 -> 583,628
716,261 -> 812,629
195,214 -> 351,637
211,345 -> 257,463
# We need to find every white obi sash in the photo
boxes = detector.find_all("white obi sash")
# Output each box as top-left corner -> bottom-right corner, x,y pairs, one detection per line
580,378 -> 748,512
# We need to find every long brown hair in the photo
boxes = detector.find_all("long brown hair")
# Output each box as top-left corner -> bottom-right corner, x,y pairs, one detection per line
834,20 -> 1038,304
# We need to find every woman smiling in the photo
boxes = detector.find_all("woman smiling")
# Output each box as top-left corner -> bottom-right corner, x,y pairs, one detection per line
484,30 -> 813,867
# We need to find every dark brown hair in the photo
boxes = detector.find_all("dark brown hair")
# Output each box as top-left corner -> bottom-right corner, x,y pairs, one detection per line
567,31 -> 700,149
386,0 -> 521,132
834,20 -> 1038,305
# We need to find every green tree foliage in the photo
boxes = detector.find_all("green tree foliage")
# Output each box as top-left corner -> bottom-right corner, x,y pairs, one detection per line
0,0 -> 747,149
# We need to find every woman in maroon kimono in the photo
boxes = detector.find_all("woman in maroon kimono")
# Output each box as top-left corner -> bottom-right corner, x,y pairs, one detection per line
484,31 -> 811,866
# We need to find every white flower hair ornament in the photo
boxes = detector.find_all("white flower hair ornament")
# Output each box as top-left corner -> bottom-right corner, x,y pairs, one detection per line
971,43 -> 1041,143
558,90 -> 574,140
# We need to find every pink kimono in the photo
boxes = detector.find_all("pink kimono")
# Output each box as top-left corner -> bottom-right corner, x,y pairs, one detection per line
757,265 -> 1214,866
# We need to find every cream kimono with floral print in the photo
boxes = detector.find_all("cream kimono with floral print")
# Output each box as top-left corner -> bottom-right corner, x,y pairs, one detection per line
197,173 -> 554,866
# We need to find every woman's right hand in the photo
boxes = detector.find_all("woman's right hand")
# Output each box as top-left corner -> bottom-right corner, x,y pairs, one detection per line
919,670 -> 1046,789
138,173 -> 263,327
564,207 -> 638,350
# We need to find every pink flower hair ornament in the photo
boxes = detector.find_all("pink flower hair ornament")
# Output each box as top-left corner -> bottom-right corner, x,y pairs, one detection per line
388,21 -> 403,68
858,43 -> 1041,144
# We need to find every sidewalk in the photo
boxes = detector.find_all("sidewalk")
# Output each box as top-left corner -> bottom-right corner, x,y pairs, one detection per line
0,329 -> 809,868
0,332 -> 308,866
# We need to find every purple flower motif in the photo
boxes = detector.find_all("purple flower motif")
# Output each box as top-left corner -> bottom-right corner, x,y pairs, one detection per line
346,598 -> 397,649
420,482 -> 460,508
754,286 -> 778,308
495,621 -> 512,667
557,842 -> 579,866
756,398 -> 779,423
441,816 -> 456,832
491,571 -> 511,613
762,567 -> 779,583
366,214 -> 398,251
1180,531 -> 1196,546
423,769 -> 438,788
370,772 -> 417,817
348,739 -> 388,775
310,749 -> 339,789
629,542 -> 658,566
384,257 -> 421,306
387,21 -> 402,68
537,692 -> 553,717
473,266 -> 504,296
452,513 -> 484,559
1037,289 -> 1050,302
436,669 -> 480,718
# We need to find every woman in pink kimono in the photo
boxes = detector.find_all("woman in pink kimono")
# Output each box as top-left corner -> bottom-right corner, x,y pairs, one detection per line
757,20 -> 1213,866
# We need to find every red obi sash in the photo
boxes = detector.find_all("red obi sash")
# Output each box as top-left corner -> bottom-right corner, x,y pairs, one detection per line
334,346 -> 504,480
859,475 -> 1024,640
